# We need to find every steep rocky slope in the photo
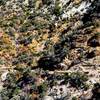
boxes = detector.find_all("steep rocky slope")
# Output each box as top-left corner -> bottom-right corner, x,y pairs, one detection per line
0,0 -> 100,100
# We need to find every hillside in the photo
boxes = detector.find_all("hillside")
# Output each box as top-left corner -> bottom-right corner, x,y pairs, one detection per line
0,0 -> 100,100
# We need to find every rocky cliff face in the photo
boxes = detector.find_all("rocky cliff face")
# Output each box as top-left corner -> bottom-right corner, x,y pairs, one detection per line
0,0 -> 100,100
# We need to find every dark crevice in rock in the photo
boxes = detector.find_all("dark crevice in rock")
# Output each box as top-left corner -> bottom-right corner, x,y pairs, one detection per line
85,51 -> 96,59
87,35 -> 100,47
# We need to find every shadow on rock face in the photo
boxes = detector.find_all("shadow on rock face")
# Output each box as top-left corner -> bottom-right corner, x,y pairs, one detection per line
85,51 -> 96,59
87,35 -> 100,47
91,83 -> 100,99
37,56 -> 60,71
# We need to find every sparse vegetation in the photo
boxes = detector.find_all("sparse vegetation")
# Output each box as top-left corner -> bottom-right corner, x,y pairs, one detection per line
0,0 -> 100,99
